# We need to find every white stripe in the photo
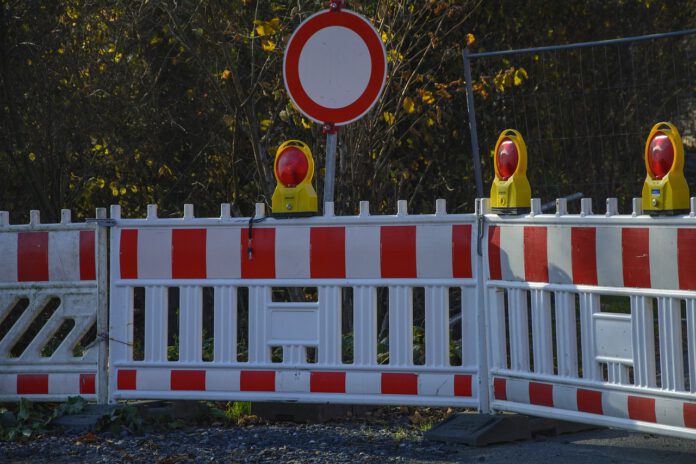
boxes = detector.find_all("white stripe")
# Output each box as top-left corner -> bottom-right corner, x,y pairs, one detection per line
277,370 -> 310,392
552,384 -> 577,411
0,232 -> 18,282
655,397 -> 684,427
206,227 -> 241,278
137,368 -> 170,391
500,225 -> 525,281
602,390 -> 629,419
0,374 -> 16,394
416,225 -> 452,278
138,229 -> 172,279
207,370 -> 241,392
596,226 -> 623,287
649,227 -> 679,290
345,372 -> 380,395
48,231 -> 79,281
275,227 -> 310,278
418,374 -> 453,397
547,226 -> 572,284
345,226 -> 380,278
506,378 -> 530,404
49,373 -> 79,395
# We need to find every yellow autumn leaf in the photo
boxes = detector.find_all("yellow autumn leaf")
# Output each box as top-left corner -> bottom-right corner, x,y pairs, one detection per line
119,187 -> 127,195
514,67 -> 528,86
466,33 -> 476,46
403,97 -> 416,114
383,111 -> 395,125
301,118 -> 312,129
28,152 -> 36,161
221,69 -> 231,80
113,52 -> 123,63
421,91 -> 435,105
96,178 -> 105,188
261,39 -> 276,52
110,186 -> 119,197
387,49 -> 403,63
260,119 -> 271,131
381,31 -> 389,43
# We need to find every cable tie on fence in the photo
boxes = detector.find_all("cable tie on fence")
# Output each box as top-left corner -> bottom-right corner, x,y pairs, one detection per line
247,216 -> 267,260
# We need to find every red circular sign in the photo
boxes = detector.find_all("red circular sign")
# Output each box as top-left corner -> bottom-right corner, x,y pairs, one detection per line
283,9 -> 387,126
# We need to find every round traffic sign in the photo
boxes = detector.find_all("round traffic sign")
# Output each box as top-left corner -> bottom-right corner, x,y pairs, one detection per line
283,9 -> 387,126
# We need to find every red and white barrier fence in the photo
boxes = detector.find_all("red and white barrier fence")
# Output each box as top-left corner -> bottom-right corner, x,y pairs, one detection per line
0,209 -> 107,402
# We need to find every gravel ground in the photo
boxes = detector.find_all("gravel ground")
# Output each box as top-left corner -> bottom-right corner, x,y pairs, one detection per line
2,407 -> 696,463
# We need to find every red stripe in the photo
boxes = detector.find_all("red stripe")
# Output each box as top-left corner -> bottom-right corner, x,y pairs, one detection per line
17,232 -> 49,281
172,229 -> 207,279
310,371 -> 346,393
622,228 -> 651,288
571,227 -> 597,285
16,374 -> 48,394
79,373 -> 96,395
171,370 -> 206,391
380,226 -> 417,278
678,229 -> 696,290
627,395 -> 656,423
454,374 -> 472,397
117,369 -> 136,390
577,388 -> 603,415
240,370 -> 276,392
524,227 -> 548,282
452,225 -> 472,278
119,230 -> 138,279
493,377 -> 507,400
488,226 -> 502,280
381,373 -> 417,395
310,227 -> 346,278
684,403 -> 696,428
79,231 -> 96,280
241,228 -> 275,279
529,381 -> 553,407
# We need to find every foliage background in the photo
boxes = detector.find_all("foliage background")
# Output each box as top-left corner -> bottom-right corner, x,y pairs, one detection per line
1,0 -> 695,222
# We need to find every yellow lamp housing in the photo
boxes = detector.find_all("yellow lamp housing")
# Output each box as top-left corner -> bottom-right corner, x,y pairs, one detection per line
641,122 -> 689,216
271,140 -> 318,217
490,129 -> 531,215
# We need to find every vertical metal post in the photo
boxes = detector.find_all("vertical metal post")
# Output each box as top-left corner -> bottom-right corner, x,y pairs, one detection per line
463,47 -> 484,199
95,208 -> 109,405
323,127 -> 338,206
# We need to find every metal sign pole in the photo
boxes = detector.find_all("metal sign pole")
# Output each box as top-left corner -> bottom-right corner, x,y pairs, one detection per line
323,124 -> 338,206
463,47 -> 483,199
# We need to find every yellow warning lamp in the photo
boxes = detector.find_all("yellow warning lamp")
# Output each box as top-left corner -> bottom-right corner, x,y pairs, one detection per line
641,122 -> 689,216
490,129 -> 531,215
271,140 -> 318,217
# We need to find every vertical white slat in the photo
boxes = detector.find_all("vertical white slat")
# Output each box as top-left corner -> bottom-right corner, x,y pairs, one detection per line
508,288 -> 530,372
248,286 -> 270,364
487,288 -> 507,369
579,292 -> 601,381
631,295 -> 657,388
531,289 -> 553,375
95,208 -> 109,404
658,297 -> 685,391
109,286 -> 134,363
319,286 -> 341,365
687,299 -> 696,393
284,345 -> 304,364
213,286 -> 237,363
608,362 -> 630,385
425,286 -> 449,367
389,286 -> 413,367
353,286 -> 377,366
555,291 -> 578,377
144,286 -> 168,362
179,286 -> 202,362
461,286 -> 478,367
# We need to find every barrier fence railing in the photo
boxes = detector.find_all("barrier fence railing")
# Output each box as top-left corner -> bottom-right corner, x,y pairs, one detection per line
484,197 -> 696,439
0,209 -> 107,403
2,197 -> 696,439
107,201 -> 484,408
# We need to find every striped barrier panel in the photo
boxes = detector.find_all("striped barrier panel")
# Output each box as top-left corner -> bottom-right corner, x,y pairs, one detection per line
107,201 -> 485,408
0,209 -> 106,402
485,197 -> 696,439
